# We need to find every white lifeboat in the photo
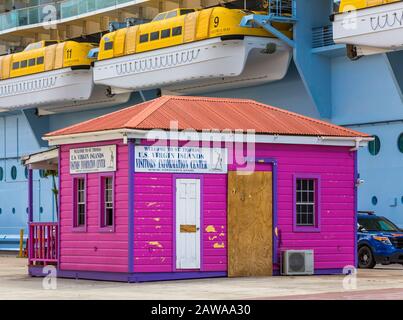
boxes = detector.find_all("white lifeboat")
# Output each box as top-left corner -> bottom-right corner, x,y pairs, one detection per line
0,41 -> 130,113
0,67 -> 131,113
93,7 -> 293,94
95,36 -> 292,95
162,37 -> 291,94
333,0 -> 403,56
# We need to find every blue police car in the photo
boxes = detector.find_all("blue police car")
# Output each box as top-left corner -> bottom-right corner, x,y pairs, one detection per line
358,212 -> 403,268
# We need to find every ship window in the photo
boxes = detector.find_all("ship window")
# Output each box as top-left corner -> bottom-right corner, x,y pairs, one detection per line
104,41 -> 113,51
45,41 -> 58,47
11,166 -> 17,180
39,169 -> 46,178
180,9 -> 195,16
398,133 -> 403,153
153,13 -> 167,22
161,29 -> 171,39
37,57 -> 44,65
0,167 -> 3,181
21,60 -> 27,68
28,58 -> 36,67
24,42 -> 42,52
172,26 -> 182,36
12,62 -> 20,70
150,31 -> 160,41
368,135 -> 380,156
166,11 -> 178,19
140,34 -> 149,43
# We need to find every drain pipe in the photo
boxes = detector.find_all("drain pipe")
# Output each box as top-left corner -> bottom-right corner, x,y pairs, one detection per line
321,136 -> 373,151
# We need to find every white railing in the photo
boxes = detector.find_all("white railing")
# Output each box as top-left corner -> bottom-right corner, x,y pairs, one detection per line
0,0 -> 139,33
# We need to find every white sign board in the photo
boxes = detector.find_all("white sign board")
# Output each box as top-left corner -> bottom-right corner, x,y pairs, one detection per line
135,146 -> 228,174
70,145 -> 116,174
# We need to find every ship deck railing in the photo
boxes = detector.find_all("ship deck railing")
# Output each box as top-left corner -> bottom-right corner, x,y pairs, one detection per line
312,25 -> 335,49
269,0 -> 295,18
0,0 -> 140,33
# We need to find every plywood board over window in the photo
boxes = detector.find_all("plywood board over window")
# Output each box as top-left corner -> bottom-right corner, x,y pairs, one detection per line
228,171 -> 273,277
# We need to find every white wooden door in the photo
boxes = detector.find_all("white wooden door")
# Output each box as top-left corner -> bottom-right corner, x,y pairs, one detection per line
176,179 -> 201,270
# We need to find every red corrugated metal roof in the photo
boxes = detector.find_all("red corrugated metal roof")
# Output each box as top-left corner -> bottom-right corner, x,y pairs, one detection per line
46,96 -> 370,138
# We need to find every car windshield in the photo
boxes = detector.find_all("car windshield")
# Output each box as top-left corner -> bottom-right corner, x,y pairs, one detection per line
358,216 -> 400,232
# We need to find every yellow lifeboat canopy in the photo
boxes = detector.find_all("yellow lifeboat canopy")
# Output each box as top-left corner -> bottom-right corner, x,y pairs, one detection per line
339,0 -> 400,12
334,0 -> 403,58
94,7 -> 293,95
0,40 -> 130,113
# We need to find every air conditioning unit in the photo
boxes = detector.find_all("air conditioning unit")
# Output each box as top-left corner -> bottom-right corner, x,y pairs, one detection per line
282,250 -> 314,276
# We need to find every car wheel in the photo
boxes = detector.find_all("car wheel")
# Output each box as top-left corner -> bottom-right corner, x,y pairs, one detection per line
358,246 -> 376,269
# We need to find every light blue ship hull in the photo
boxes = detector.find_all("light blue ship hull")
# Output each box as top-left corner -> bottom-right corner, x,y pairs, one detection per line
1,0 -> 403,250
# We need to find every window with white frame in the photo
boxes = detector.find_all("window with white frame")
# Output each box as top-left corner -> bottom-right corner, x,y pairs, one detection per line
296,178 -> 316,226
102,177 -> 114,227
76,178 -> 86,227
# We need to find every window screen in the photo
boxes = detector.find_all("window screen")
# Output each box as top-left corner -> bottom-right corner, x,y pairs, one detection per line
166,11 -> 178,19
161,29 -> 171,39
150,31 -> 160,41
76,178 -> 86,227
140,34 -> 149,43
172,26 -> 183,36
104,41 -> 113,50
296,179 -> 316,226
102,177 -> 114,227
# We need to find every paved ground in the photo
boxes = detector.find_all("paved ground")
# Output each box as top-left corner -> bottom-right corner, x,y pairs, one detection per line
1,252 -> 403,300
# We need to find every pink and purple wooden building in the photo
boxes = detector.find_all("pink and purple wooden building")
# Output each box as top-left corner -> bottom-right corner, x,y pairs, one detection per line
24,96 -> 371,282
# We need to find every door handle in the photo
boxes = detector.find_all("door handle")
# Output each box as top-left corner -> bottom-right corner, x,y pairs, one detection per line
180,225 -> 197,233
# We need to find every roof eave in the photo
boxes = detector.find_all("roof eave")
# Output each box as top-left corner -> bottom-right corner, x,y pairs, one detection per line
43,128 -> 373,148
21,147 -> 59,170
43,129 -> 146,146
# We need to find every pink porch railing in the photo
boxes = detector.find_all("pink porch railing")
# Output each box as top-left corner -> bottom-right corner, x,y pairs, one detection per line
29,223 -> 58,265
